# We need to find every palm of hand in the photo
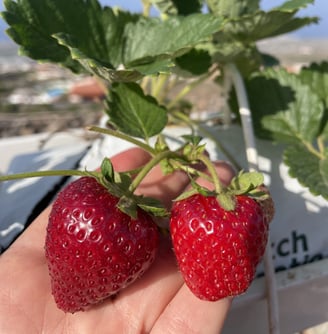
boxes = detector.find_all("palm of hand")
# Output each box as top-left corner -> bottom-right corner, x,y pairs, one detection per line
0,148 -> 233,334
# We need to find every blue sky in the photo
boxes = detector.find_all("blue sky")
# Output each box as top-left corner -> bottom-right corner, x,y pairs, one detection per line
0,0 -> 327,40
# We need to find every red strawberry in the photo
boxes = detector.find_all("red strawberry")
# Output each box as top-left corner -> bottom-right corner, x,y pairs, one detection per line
45,176 -> 159,313
170,193 -> 268,301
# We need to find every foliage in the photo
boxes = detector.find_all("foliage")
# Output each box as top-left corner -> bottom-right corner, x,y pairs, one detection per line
1,0 -> 327,200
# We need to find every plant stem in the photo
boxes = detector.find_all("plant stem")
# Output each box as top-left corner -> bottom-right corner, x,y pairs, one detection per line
152,73 -> 169,103
87,125 -> 156,155
128,150 -> 180,193
198,154 -> 224,194
0,169 -> 91,182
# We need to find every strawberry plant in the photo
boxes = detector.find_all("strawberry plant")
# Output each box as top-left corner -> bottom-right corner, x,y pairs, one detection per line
0,0 -> 327,324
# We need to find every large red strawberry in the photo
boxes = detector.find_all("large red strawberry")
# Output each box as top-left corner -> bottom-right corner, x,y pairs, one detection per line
45,176 -> 159,313
170,193 -> 268,301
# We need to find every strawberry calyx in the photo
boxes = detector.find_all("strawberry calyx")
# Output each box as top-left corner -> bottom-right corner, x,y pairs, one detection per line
94,157 -> 169,219
173,150 -> 267,211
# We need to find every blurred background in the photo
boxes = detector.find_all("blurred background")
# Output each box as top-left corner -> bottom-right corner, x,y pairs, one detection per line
0,0 -> 327,138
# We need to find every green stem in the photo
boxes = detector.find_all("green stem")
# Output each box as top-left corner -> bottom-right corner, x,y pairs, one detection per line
0,169 -> 92,182
198,154 -> 224,194
140,75 -> 151,92
87,126 -> 156,155
128,150 -> 180,193
152,73 -> 169,103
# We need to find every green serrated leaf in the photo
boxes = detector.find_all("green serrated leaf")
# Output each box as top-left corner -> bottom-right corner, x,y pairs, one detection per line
247,68 -> 324,143
275,0 -> 314,12
175,48 -> 212,76
53,32 -> 143,82
207,0 -> 260,18
299,62 -> 328,139
123,13 -> 224,66
106,82 -> 168,140
284,145 -> 328,199
217,10 -> 317,43
2,0 -> 140,74
300,61 -> 328,108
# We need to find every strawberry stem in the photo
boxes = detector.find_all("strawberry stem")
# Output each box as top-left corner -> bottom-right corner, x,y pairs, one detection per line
198,154 -> 224,194
0,169 -> 95,182
87,125 -> 156,155
128,150 -> 181,193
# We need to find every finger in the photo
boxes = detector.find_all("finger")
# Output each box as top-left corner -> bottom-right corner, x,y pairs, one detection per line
109,147 -> 152,172
136,168 -> 193,209
151,285 -> 232,334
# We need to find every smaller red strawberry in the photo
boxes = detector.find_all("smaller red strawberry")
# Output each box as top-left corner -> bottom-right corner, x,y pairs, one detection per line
45,176 -> 159,313
170,193 -> 268,301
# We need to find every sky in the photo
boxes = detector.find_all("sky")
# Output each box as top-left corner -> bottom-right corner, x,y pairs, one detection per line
0,0 -> 327,41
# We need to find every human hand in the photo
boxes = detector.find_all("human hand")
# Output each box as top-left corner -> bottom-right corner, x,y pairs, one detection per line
0,147 -> 235,334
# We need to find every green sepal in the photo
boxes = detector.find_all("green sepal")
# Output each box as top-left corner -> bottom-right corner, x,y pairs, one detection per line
118,194 -> 169,219
228,170 -> 264,194
100,158 -> 115,183
117,195 -> 138,219
136,196 -> 169,217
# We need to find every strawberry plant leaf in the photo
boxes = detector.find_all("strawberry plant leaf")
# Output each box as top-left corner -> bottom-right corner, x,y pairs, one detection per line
299,62 -> 328,107
2,1 -> 223,79
53,33 -> 143,83
175,48 -> 212,76
276,0 -> 315,11
106,83 -> 168,140
217,9 -> 317,43
1,0 -> 139,74
123,13 -> 224,68
207,0 -> 260,18
246,68 -> 324,143
284,145 -> 328,199
299,62 -> 328,139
